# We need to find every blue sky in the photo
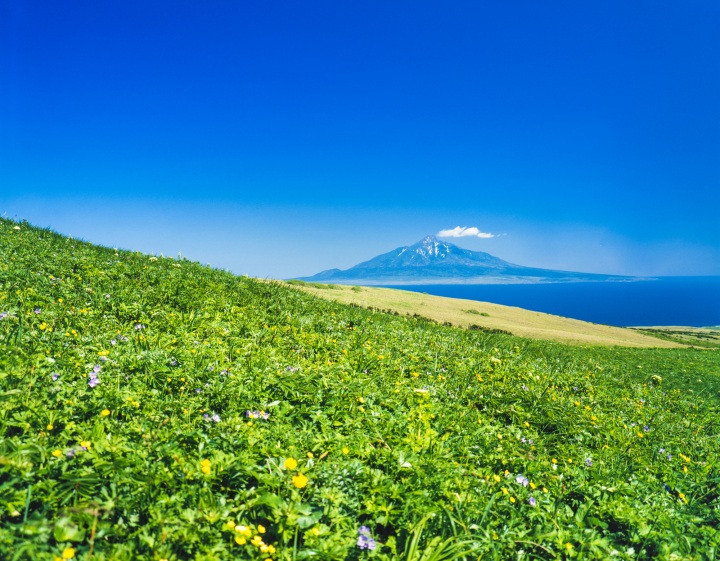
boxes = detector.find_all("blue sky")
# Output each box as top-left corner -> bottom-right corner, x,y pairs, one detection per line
2,0 -> 719,278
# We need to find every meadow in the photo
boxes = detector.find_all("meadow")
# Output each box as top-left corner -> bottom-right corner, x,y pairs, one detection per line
1,218 -> 719,560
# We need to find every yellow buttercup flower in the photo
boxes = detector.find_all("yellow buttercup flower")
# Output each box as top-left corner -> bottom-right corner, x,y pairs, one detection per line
284,457 -> 298,470
62,547 -> 76,559
201,459 -> 211,474
101,409 -> 110,417
52,449 -> 62,457
235,536 -> 247,545
257,524 -> 266,534
292,473 -> 308,488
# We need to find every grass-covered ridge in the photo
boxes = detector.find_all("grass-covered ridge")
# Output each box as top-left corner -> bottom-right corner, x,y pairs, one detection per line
1,218 -> 719,560
284,282 -> 685,348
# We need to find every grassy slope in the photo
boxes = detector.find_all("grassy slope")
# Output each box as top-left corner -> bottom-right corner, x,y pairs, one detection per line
1,219 -> 719,561
285,282 -> 683,348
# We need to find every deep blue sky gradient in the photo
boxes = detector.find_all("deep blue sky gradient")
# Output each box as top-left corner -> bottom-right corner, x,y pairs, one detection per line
2,1 -> 719,277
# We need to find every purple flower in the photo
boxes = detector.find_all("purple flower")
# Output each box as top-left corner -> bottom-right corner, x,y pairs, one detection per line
34,307 -> 41,314
51,373 -> 60,381
119,335 -> 129,342
0,312 -> 8,320
521,385 -> 529,391
66,448 -> 76,458
585,458 -> 593,467
134,323 -> 145,331
110,339 -> 117,346
644,425 -> 650,432
88,366 -> 100,388
203,413 -> 210,420
196,388 -> 202,394
667,454 -> 673,461
521,437 -> 527,444
515,474 -> 529,487
528,496 -> 536,507
211,414 -> 221,423
99,356 -> 107,362
659,448 -> 665,453
357,527 -> 376,550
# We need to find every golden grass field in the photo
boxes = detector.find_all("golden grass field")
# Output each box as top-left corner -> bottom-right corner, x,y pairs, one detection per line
284,281 -> 689,348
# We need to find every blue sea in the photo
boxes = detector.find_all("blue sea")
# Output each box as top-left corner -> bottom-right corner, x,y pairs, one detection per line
381,277 -> 720,327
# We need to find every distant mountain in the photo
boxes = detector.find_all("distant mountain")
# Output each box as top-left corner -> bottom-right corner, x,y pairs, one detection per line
294,235 -> 639,285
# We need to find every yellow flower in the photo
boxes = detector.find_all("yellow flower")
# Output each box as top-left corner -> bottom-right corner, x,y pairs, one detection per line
235,536 -> 247,545
292,473 -> 308,488
39,322 -> 48,331
52,449 -> 62,457
311,527 -> 320,536
80,441 -> 91,449
257,524 -> 266,534
509,496 -> 516,503
529,482 -> 537,490
342,446 -> 349,455
284,457 -> 298,470
501,487 -> 508,495
236,525 -> 252,537
260,544 -> 269,553
101,409 -> 110,417
201,459 -> 211,474
47,424 -> 54,431
62,547 -> 76,559
307,452 -> 314,459
493,475 -> 501,483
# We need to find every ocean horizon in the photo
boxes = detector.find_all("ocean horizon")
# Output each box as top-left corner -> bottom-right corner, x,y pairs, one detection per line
380,276 -> 720,328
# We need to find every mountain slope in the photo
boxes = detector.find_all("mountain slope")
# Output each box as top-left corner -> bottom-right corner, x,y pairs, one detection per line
1,219 -> 718,559
297,235 -> 636,284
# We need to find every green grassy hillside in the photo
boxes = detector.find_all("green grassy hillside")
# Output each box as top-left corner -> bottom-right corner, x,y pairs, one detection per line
1,219 -> 719,560
284,282 -> 684,348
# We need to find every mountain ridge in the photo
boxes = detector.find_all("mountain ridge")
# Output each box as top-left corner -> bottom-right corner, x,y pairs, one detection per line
295,235 -> 640,285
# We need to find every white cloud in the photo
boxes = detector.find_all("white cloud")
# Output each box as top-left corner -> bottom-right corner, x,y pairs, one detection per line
437,226 -> 495,239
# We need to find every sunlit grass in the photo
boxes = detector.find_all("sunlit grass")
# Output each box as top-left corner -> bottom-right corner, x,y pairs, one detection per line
1,218 -> 718,560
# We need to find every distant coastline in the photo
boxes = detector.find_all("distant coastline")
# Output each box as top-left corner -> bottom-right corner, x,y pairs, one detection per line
378,276 -> 720,327
314,276 -> 655,286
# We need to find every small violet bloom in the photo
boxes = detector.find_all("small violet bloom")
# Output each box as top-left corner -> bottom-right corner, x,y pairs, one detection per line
51,373 -> 60,381
644,425 -> 650,432
585,458 -> 593,467
357,526 -> 376,550
528,496 -> 536,507
34,307 -> 41,314
516,474 -> 529,487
